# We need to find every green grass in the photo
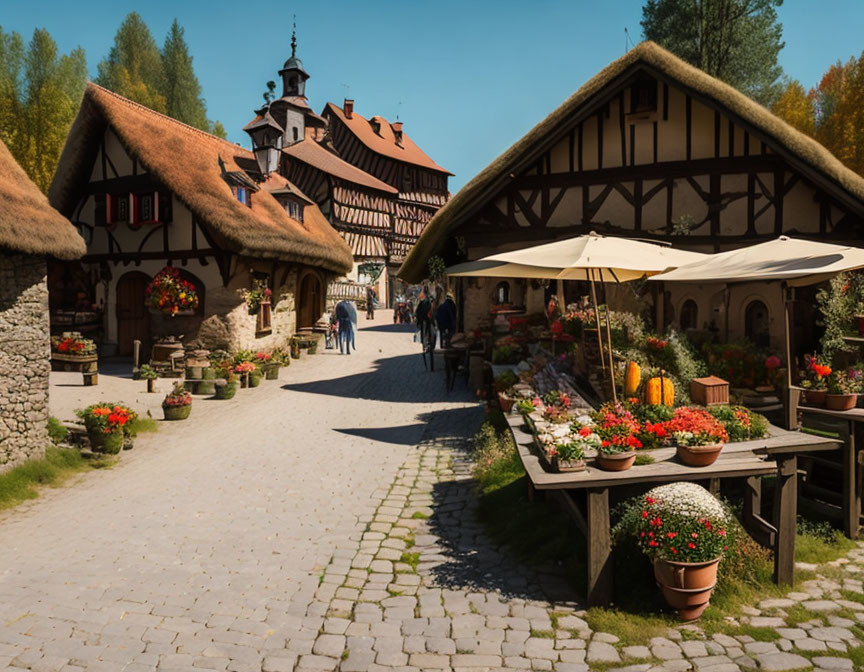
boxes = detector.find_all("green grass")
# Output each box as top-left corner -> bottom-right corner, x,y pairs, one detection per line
634,453 -> 655,466
0,446 -> 108,511
128,417 -> 159,435
529,629 -> 555,639
399,552 -> 420,572
583,609 -> 670,646
47,417 -> 68,444
411,511 -> 429,520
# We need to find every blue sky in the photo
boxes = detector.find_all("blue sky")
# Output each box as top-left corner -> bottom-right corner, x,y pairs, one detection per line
2,1 -> 863,191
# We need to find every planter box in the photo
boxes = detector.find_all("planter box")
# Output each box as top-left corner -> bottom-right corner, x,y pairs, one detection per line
690,376 -> 729,406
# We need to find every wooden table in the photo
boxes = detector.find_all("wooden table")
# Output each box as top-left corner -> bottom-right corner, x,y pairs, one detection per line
506,414 -> 839,606
798,404 -> 864,538
50,353 -> 98,385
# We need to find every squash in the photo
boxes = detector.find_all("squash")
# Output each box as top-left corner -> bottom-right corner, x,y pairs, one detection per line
623,361 -> 642,397
645,373 -> 675,406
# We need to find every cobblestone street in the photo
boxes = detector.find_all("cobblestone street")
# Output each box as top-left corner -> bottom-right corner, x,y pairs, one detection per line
3,321 -> 864,671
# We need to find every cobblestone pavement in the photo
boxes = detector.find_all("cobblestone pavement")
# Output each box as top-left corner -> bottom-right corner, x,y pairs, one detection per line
5,320 -> 864,671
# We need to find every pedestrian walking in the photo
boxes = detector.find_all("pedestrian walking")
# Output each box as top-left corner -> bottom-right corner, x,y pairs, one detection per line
347,299 -> 358,350
435,292 -> 457,348
366,286 -> 377,320
335,299 -> 353,354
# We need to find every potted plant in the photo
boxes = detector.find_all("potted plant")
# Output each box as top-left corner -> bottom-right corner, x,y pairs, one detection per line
550,427 -> 600,472
234,361 -> 256,388
145,266 -> 199,317
596,435 -> 640,471
139,364 -> 158,393
76,402 -> 136,455
855,301 -> 864,337
213,366 -> 238,400
614,482 -> 731,621
826,370 -> 858,411
664,407 -> 729,467
255,351 -> 278,380
494,370 -> 519,412
162,381 -> 192,420
197,366 -> 217,395
799,356 -> 831,406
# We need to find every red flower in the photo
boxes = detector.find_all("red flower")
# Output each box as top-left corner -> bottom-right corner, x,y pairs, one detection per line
666,532 -> 677,539
688,542 -> 696,549
579,426 -> 592,437
648,540 -> 658,547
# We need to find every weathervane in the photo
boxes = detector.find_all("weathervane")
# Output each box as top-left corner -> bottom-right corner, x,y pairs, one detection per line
291,15 -> 297,58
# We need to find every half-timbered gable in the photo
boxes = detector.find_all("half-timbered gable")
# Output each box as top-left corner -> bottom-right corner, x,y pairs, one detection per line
50,83 -> 352,356
399,41 -> 864,347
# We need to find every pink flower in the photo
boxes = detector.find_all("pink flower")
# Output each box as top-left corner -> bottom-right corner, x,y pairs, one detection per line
765,356 -> 781,369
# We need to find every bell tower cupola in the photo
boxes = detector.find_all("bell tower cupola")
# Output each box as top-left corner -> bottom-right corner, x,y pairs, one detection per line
278,22 -> 309,99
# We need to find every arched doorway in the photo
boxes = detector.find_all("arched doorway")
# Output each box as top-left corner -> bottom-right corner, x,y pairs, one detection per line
297,271 -> 323,330
680,299 -> 699,331
116,271 -> 151,356
745,299 -> 770,349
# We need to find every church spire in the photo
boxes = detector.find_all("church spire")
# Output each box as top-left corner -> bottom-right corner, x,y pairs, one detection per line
278,15 -> 309,98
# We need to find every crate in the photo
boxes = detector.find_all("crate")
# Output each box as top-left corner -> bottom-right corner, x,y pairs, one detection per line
690,376 -> 729,406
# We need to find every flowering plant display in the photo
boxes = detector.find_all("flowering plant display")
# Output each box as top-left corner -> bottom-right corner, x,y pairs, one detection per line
254,351 -> 272,363
707,405 -> 768,442
827,370 -> 859,395
76,403 -> 137,435
51,334 -> 96,356
799,354 -> 832,390
647,337 -> 669,350
542,390 -> 571,409
494,370 -> 519,393
600,433 -> 643,454
146,266 -> 199,317
238,279 -> 272,314
614,482 -> 730,563
163,381 -> 192,407
234,361 -> 258,374
664,407 -> 728,445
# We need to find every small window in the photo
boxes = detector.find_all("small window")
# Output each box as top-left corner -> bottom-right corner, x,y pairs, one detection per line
745,300 -> 770,348
138,193 -> 156,223
285,200 -> 304,222
631,77 -> 658,114
292,127 -> 299,142
257,299 -> 272,334
235,187 -> 252,208
680,299 -> 698,331
495,281 -> 510,305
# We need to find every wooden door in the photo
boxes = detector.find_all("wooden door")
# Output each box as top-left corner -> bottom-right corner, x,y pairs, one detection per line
116,272 -> 151,357
297,272 -> 322,330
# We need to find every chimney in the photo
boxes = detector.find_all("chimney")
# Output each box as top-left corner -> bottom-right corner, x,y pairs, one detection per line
391,121 -> 404,146
343,99 -> 354,119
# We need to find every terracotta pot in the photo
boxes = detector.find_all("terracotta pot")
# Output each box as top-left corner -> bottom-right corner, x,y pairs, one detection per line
162,403 -> 192,421
654,558 -> 720,621
826,393 -> 858,411
497,392 -> 514,413
596,450 -> 636,471
803,389 -> 827,406
552,457 -> 586,473
677,443 -> 724,468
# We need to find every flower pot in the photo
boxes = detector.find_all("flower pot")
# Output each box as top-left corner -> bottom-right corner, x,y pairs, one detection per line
249,371 -> 262,387
552,457 -> 586,473
826,393 -> 857,411
88,429 -> 123,455
677,443 -> 724,468
196,381 -> 216,395
214,382 -> 237,400
803,389 -> 827,406
264,363 -> 280,380
654,558 -> 720,621
162,404 -> 192,421
857,315 -> 864,337
239,372 -> 250,388
146,378 -> 156,393
497,392 -> 514,413
596,450 -> 636,471
308,343 -> 318,355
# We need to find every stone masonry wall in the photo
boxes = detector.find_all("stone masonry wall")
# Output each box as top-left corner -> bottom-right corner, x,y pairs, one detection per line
0,252 -> 50,472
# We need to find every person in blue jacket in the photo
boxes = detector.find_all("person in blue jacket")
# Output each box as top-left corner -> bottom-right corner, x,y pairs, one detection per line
435,292 -> 457,348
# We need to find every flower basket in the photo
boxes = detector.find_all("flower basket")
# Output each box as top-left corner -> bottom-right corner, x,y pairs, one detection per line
88,429 -> 124,455
214,382 -> 237,400
552,456 -> 586,473
677,443 -> 724,468
596,450 -> 636,471
264,363 -> 280,380
826,393 -> 857,411
146,266 -> 199,317
249,371 -> 262,388
803,389 -> 827,406
497,392 -> 515,413
162,403 -> 191,421
654,558 -> 720,621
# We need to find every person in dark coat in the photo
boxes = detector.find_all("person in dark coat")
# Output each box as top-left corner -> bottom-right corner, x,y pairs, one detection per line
415,288 -> 432,346
335,300 -> 353,354
435,292 -> 457,348
365,286 -> 377,320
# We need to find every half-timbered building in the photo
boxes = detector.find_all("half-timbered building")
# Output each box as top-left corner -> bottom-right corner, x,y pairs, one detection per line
400,41 -> 864,352
50,83 -> 353,357
245,40 -> 450,305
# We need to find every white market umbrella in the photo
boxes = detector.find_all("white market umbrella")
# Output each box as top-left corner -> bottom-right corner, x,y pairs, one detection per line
447,233 -> 710,402
446,231 -> 708,281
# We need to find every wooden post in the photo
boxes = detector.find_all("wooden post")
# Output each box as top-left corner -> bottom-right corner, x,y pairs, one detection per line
844,422 -> 858,539
133,339 -> 141,369
742,475 -> 762,523
783,283 -> 793,390
586,487 -> 613,606
773,454 -> 798,585
590,273 -> 606,371
602,281 -> 618,403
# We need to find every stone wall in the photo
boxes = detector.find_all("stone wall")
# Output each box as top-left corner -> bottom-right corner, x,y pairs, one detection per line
0,252 -> 49,472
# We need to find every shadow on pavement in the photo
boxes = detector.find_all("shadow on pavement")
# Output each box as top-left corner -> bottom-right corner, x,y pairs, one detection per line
358,323 -> 416,333
333,423 -> 427,445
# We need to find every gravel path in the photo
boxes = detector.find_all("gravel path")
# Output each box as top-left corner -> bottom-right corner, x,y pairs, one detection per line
0,318 -> 478,671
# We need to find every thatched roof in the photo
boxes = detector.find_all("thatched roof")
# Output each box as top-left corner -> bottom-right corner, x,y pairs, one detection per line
51,83 -> 353,274
398,41 -> 864,282
0,138 -> 84,260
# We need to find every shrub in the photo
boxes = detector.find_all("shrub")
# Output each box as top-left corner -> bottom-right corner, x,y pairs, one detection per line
707,406 -> 768,441
47,417 -> 68,444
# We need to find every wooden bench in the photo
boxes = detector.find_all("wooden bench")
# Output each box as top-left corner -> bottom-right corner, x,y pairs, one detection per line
506,414 -> 840,607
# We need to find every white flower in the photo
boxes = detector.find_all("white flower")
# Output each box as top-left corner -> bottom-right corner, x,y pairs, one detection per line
644,482 -> 728,522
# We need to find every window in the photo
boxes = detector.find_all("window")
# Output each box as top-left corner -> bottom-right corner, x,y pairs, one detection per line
285,200 -> 304,223
495,281 -> 510,305
631,77 -> 658,114
138,193 -> 156,223
745,300 -> 770,348
292,127 -> 299,142
680,299 -> 698,331
235,187 -> 252,207
257,299 -> 272,334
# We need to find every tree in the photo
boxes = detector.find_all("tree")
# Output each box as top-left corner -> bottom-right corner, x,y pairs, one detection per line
209,120 -> 227,139
641,0 -> 785,105
0,27 -> 86,192
161,20 -> 208,129
96,12 -> 166,113
771,80 -> 814,136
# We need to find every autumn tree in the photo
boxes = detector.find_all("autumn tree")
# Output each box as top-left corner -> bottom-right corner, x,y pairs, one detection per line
641,0 -> 785,105
771,80 -> 814,136
0,27 -> 86,192
96,12 -> 166,113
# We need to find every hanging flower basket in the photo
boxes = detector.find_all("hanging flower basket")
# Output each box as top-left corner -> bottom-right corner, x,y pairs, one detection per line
145,266 -> 199,317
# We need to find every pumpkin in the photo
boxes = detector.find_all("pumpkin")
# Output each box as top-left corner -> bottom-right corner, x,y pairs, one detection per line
624,361 -> 642,396
645,374 -> 675,406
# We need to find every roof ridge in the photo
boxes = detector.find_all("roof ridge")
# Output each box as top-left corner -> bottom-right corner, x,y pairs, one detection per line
86,82 -> 247,154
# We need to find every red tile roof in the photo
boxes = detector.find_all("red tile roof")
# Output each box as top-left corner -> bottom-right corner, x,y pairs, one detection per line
324,102 -> 451,175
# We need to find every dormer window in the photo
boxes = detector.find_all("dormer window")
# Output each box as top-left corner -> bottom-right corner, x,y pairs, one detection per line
235,186 -> 252,208
631,77 -> 658,114
293,127 -> 299,142
285,199 -> 304,223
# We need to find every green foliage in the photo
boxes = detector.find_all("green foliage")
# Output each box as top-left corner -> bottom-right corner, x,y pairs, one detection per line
641,0 -> 785,105
794,517 -> 856,564
0,27 -> 87,192
702,341 -> 779,388
427,255 -> 446,282
161,20 -> 208,130
706,405 -> 769,441
138,364 -> 158,380
0,446 -> 92,510
47,417 -> 68,444
493,370 -> 518,392
817,272 -> 864,365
